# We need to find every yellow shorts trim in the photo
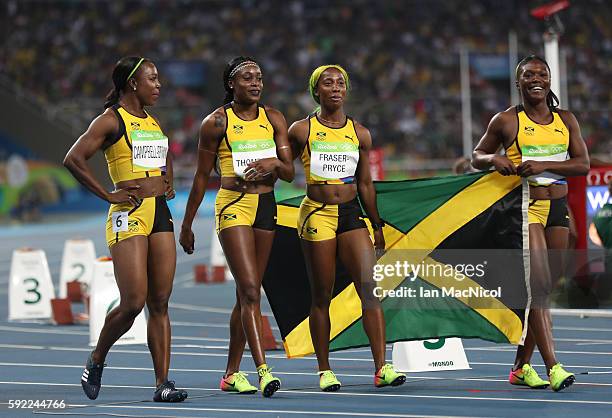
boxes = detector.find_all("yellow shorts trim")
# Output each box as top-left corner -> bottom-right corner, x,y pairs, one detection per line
105,196 -> 173,248
528,199 -> 551,226
215,188 -> 276,233
528,197 -> 569,228
297,196 -> 366,242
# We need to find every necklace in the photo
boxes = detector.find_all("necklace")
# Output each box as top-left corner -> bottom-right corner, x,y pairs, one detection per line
318,113 -> 345,125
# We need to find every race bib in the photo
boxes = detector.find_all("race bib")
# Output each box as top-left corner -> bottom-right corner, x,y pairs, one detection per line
231,139 -> 277,178
112,211 -> 128,233
131,130 -> 168,172
521,143 -> 568,185
310,140 -> 359,181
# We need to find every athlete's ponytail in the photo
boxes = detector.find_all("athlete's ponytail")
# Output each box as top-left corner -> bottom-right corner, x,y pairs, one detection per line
515,55 -> 559,110
104,88 -> 121,109
546,90 -> 560,110
103,56 -> 149,109
222,56 -> 259,105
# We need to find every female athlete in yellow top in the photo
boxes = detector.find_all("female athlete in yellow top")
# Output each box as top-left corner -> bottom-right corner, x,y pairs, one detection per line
472,55 -> 589,392
64,56 -> 187,402
288,65 -> 406,392
179,56 -> 293,397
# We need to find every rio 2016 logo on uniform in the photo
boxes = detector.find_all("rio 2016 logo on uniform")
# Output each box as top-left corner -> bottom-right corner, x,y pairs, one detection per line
233,125 -> 243,134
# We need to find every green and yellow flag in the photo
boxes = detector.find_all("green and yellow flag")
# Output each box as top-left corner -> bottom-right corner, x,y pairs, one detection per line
263,172 -> 529,358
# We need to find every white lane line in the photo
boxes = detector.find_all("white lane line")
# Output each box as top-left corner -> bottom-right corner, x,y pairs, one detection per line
576,342 -> 612,346
556,326 -> 612,333
4,324 -> 609,346
2,362 -> 610,387
551,309 -> 612,318
554,338 -> 612,344
169,302 -> 274,317
169,303 -> 233,314
171,320 -> 280,331
0,325 -> 235,343
0,399 -> 479,418
3,325 -> 610,351
1,344 -> 612,369
465,347 -> 612,356
0,325 -> 88,335
470,361 -> 612,370
171,344 -> 228,350
0,380 -> 610,407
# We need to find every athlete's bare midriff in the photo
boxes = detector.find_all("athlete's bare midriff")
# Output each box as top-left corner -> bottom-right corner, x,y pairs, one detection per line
115,175 -> 168,199
220,176 -> 275,194
529,183 -> 567,200
306,183 -> 358,204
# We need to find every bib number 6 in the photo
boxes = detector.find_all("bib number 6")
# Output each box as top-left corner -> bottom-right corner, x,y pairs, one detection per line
112,211 -> 128,233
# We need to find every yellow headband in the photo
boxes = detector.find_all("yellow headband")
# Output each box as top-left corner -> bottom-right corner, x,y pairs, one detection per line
126,58 -> 145,82
308,65 -> 350,104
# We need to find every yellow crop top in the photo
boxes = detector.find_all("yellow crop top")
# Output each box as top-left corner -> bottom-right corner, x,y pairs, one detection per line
103,105 -> 165,184
217,104 -> 277,178
506,105 -> 569,186
301,114 -> 359,185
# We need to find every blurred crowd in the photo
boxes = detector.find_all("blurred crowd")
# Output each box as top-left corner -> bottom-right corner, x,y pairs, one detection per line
1,0 -> 610,173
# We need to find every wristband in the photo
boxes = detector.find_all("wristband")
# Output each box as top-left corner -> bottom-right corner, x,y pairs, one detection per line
371,219 -> 386,231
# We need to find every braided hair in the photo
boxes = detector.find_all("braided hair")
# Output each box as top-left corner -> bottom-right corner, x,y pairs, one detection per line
222,56 -> 260,105
515,55 -> 559,110
104,56 -> 150,109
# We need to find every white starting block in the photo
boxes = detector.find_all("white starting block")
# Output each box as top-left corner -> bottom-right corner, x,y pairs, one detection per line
89,258 -> 147,346
59,239 -> 96,298
392,337 -> 470,372
210,230 -> 234,281
8,248 -> 55,321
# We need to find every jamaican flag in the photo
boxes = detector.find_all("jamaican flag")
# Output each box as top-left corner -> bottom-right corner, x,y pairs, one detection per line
263,171 -> 530,358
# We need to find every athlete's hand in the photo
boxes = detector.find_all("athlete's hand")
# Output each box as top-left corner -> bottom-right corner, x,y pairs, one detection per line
244,158 -> 279,181
164,179 -> 175,200
107,185 -> 141,205
491,156 -> 517,176
517,161 -> 546,177
373,229 -> 385,256
179,225 -> 195,254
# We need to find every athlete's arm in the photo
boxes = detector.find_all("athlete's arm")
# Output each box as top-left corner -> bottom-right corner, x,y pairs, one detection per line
287,119 -> 309,161
517,110 -> 590,178
63,110 -> 140,205
245,107 -> 294,182
179,110 -> 224,254
472,111 -> 517,175
354,122 -> 385,250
